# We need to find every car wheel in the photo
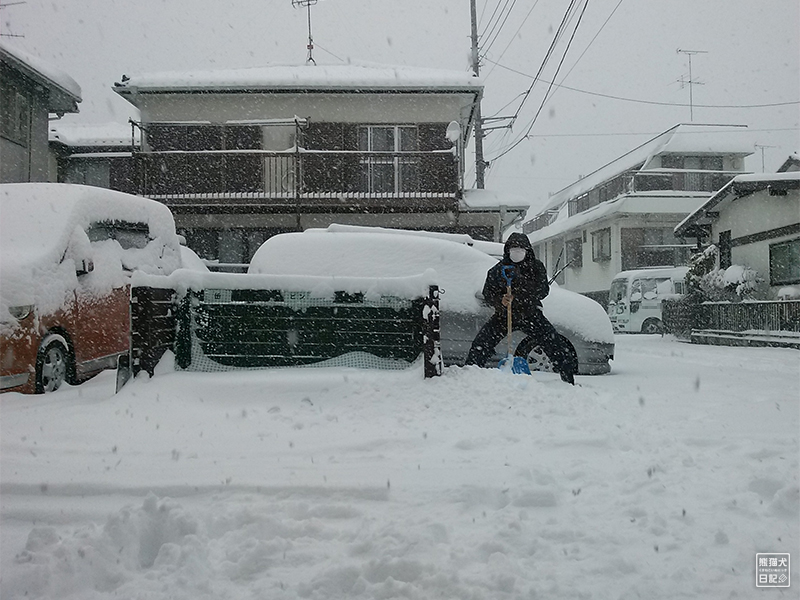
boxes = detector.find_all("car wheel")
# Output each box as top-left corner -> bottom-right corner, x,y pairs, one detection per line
641,318 -> 663,334
35,335 -> 71,393
526,345 -> 555,372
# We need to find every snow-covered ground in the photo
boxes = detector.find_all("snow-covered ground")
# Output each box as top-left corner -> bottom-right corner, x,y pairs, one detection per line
1,335 -> 797,599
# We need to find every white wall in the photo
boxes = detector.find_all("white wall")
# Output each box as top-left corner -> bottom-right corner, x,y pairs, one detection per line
134,92 -> 475,126
714,188 -> 800,292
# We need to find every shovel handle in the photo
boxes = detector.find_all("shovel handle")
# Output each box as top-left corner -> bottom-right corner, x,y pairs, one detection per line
506,285 -> 513,356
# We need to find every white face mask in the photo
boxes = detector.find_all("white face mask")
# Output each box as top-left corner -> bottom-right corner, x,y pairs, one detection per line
509,248 -> 526,263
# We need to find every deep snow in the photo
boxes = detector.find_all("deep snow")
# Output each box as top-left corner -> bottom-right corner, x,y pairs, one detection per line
1,335 -> 797,599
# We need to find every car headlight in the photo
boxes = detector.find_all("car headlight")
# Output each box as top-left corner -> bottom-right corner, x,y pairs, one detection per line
8,305 -> 34,320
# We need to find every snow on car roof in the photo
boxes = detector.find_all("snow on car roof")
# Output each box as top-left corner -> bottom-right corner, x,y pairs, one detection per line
0,183 -> 177,270
249,230 -> 495,314
249,229 -> 614,343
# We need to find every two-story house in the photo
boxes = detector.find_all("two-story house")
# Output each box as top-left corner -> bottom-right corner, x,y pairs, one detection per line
0,40 -> 81,183
112,63 -> 527,265
518,123 -> 753,306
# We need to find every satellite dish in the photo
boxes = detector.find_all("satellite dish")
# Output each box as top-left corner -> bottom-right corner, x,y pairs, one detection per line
445,121 -> 461,144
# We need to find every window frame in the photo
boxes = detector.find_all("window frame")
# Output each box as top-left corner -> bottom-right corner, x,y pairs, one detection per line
358,125 -> 419,194
591,228 -> 612,262
769,238 -> 800,286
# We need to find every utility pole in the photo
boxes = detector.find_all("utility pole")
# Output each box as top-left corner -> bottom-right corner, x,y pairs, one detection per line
677,48 -> 707,121
469,0 -> 486,188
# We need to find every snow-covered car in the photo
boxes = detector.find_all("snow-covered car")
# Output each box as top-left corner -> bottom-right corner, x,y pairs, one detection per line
248,227 -> 614,375
0,183 -> 182,394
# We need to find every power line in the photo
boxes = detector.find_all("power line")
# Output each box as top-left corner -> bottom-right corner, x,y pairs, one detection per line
491,0 -> 590,162
482,0 -> 542,80
480,0 -> 519,59
485,58 -> 800,108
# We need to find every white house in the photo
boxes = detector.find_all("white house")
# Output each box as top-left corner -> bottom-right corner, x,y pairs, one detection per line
674,170 -> 800,299
0,40 -> 81,183
518,123 -> 753,306
111,63 -> 529,264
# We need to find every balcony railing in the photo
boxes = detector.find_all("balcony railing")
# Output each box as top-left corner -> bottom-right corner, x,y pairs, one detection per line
133,149 -> 459,211
567,169 -> 743,217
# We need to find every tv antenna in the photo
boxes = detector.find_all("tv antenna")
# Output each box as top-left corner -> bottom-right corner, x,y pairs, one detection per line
754,143 -> 776,172
0,1 -> 27,39
677,48 -> 707,121
292,0 -> 318,65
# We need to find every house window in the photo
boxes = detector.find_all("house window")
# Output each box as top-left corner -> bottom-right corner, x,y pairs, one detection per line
0,90 -> 30,147
592,228 -> 612,262
358,125 -> 418,193
770,238 -> 800,285
566,237 -> 583,268
718,230 -> 732,269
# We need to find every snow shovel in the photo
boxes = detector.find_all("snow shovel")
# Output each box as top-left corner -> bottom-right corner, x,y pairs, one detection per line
497,265 -> 531,375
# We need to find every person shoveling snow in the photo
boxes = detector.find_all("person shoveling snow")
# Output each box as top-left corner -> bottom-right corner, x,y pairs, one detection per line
466,233 -> 577,384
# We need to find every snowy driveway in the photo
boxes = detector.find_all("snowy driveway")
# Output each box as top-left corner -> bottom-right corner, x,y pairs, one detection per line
1,335 -> 797,599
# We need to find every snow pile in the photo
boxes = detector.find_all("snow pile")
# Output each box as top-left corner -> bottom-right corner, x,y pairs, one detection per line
1,336 -> 797,599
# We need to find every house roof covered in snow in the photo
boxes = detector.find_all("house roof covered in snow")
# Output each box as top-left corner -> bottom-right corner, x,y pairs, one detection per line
113,63 -> 483,99
49,122 -> 141,148
0,40 -> 81,114
523,123 -> 755,223
674,171 -> 800,237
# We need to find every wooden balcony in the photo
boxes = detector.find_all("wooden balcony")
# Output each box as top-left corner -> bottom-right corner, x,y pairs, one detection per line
133,149 -> 460,214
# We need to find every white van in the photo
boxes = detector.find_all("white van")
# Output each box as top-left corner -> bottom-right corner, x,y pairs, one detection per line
607,267 -> 689,334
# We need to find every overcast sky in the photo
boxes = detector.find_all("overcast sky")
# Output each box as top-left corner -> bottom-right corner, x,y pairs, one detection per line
5,0 -> 799,210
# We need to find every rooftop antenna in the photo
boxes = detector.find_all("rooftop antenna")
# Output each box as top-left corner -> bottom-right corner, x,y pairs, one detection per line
676,48 -> 707,121
292,0 -> 318,65
754,143 -> 776,173
0,1 -> 27,38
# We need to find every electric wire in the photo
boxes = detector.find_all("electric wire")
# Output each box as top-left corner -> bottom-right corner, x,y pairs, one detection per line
481,0 -> 520,60
485,58 -> 800,108
482,0 -> 542,80
488,0 -> 587,163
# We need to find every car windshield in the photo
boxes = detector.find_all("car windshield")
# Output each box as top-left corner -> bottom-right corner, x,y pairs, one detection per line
608,279 -> 627,303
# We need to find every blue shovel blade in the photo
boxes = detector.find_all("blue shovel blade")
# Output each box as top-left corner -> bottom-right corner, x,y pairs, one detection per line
498,355 -> 531,375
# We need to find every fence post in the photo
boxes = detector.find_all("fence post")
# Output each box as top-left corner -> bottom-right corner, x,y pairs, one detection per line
423,285 -> 443,378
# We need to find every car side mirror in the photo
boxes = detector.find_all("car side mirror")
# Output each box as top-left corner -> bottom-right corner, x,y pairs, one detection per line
76,259 -> 94,276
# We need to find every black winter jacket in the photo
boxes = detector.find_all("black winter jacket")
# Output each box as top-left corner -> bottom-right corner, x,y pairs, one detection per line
481,233 -> 550,317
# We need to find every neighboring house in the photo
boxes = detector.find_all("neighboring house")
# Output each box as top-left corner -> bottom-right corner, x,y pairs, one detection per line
112,63 -> 528,264
518,123 -> 753,306
674,170 -> 800,299
777,154 -> 800,173
49,122 -> 140,194
0,40 -> 81,183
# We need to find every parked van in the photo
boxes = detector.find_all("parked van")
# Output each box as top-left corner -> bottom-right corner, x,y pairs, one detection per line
0,183 -> 181,393
607,267 -> 689,334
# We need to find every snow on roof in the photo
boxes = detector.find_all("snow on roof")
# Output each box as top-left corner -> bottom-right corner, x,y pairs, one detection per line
114,62 -> 483,95
675,171 -> 800,236
461,189 -> 531,210
0,40 -> 81,113
524,124 -> 754,221
49,122 -> 141,148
